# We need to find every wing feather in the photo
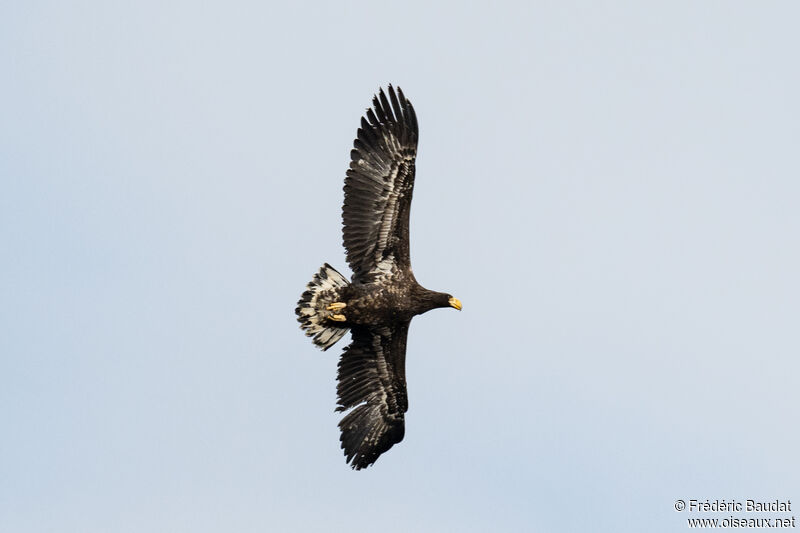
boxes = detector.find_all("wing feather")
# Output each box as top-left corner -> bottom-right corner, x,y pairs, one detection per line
343,86 -> 418,281
336,323 -> 410,470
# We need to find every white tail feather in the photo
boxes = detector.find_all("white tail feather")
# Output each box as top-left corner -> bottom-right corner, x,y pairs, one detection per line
296,263 -> 350,350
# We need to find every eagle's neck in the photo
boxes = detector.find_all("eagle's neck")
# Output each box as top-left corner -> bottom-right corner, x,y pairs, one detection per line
413,287 -> 452,313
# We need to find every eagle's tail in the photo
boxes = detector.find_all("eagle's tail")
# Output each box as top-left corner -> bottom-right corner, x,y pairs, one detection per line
296,263 -> 350,350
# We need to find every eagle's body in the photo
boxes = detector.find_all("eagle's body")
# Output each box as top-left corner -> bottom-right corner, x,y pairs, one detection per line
296,86 -> 460,470
336,275 -> 450,325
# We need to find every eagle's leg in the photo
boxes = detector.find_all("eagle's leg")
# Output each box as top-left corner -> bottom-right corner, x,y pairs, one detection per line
326,302 -> 346,321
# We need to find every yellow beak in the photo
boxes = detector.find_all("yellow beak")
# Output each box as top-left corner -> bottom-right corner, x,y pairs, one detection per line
448,297 -> 462,311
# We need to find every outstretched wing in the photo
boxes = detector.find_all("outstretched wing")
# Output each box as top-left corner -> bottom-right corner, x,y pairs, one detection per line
343,86 -> 418,282
336,323 -> 410,470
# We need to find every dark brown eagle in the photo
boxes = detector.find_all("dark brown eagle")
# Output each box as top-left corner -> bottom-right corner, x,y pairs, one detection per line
295,86 -> 462,470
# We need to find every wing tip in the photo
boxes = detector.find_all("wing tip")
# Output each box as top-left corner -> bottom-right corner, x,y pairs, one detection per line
338,403 -> 406,470
364,84 -> 418,140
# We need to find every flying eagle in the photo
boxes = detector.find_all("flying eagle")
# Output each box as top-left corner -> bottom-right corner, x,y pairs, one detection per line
295,86 -> 462,470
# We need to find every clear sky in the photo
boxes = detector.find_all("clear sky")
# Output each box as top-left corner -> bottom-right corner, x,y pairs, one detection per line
2,2 -> 798,532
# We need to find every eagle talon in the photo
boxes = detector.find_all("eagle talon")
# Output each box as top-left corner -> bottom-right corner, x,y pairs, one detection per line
326,302 -> 347,311
329,314 -> 347,322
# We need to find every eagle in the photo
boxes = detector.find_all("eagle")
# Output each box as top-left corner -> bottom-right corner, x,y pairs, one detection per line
295,86 -> 462,470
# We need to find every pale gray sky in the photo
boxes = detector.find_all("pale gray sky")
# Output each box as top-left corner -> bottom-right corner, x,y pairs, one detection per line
2,2 -> 798,532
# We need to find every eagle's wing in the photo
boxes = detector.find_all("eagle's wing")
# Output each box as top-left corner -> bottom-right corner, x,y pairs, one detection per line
336,322 -> 410,470
343,86 -> 418,282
